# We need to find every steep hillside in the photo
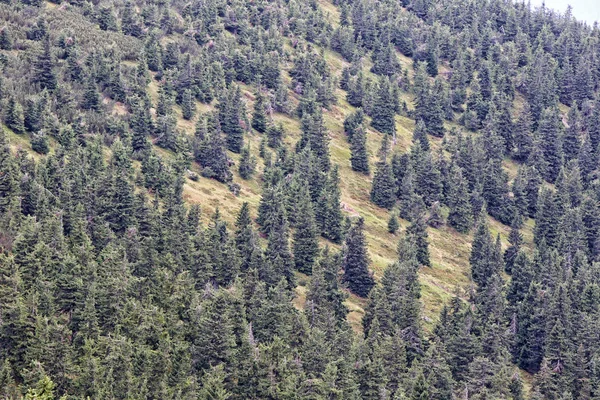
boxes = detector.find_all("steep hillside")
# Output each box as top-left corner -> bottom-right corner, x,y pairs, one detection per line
1,0 -> 600,398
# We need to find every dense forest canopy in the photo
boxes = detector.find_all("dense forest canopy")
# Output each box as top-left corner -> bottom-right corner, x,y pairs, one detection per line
1,0 -> 600,398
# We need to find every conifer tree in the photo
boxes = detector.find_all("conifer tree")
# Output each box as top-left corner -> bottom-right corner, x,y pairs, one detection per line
316,166 -> 343,243
447,164 -> 472,233
219,85 -> 245,153
266,124 -> 284,148
181,89 -> 195,120
238,146 -> 256,180
407,216 -> 431,267
252,91 -> 268,133
388,213 -> 399,234
371,77 -> 396,136
370,137 -> 396,209
0,28 -> 13,50
411,370 -> 430,400
0,128 -> 18,215
563,104 -> 581,162
504,221 -> 523,274
5,96 -> 25,134
537,107 -> 564,183
350,126 -> 370,174
34,39 -> 57,91
293,186 -> 320,275
342,217 -> 374,297
413,120 -> 430,152
82,74 -> 100,111
343,108 -> 365,142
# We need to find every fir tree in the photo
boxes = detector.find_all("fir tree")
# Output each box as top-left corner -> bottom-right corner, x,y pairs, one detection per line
342,217 -> 374,297
537,107 -> 564,183
350,126 -> 370,174
407,216 -> 431,267
219,85 -> 245,153
252,91 -> 268,133
447,164 -> 472,233
371,77 -> 396,136
34,39 -> 57,91
388,213 -> 399,234
266,124 -> 284,148
82,74 -> 100,111
413,120 -> 430,152
0,128 -> 18,215
181,89 -> 196,120
5,96 -> 25,134
293,186 -> 320,275
238,146 -> 256,180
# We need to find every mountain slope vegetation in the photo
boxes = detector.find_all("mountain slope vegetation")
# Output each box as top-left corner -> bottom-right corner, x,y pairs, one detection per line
1,0 -> 600,398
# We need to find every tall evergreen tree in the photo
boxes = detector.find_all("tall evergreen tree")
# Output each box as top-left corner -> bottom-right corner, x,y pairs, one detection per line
371,77 -> 396,136
34,39 -> 57,91
350,126 -> 370,174
293,186 -> 320,275
342,217 -> 374,297
252,91 -> 268,133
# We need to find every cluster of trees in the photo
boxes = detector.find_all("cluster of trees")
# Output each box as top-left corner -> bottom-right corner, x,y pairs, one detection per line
1,0 -> 600,397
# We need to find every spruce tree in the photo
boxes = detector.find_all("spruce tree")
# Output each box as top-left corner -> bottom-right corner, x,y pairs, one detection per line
447,164 -> 472,233
266,124 -> 284,148
238,146 -> 256,180
342,217 -> 374,297
350,126 -> 370,174
82,74 -> 100,111
5,96 -> 25,134
388,213 -> 399,234
219,85 -> 245,153
344,108 -> 365,142
0,128 -> 17,215
181,89 -> 195,120
370,137 -> 396,209
371,77 -> 396,136
407,216 -> 431,267
537,107 -> 564,183
293,186 -> 320,275
413,119 -> 430,152
252,91 -> 268,133
316,166 -> 343,243
34,38 -> 57,91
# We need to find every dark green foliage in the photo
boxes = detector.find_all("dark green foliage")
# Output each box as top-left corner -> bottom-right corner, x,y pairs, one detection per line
219,85 -> 245,153
316,166 -> 343,243
407,216 -> 430,267
536,107 -> 564,183
293,186 -> 320,275
0,0 -> 598,397
5,96 -> 25,134
388,213 -> 399,234
0,28 -> 13,50
413,120 -> 430,151
238,146 -> 256,180
342,217 -> 374,297
81,74 -> 100,111
350,126 -> 369,174
371,77 -> 396,135
181,89 -> 195,120
0,128 -> 17,215
34,39 -> 57,91
251,91 -> 268,133
447,164 -> 472,233
194,114 -> 232,183
370,137 -> 396,209
266,124 -> 284,148
343,108 -> 365,142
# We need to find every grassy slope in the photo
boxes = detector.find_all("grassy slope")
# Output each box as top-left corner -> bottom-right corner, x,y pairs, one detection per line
4,0 -> 537,334
175,15 -> 536,332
